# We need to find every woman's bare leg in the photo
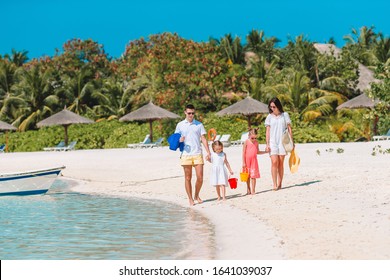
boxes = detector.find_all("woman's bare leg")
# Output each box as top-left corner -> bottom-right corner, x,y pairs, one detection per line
277,155 -> 285,189
270,155 -> 279,190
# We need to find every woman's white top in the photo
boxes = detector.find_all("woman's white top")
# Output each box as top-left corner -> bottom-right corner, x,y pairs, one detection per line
265,112 -> 291,146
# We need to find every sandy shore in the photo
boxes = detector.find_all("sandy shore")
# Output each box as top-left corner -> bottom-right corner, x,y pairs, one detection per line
1,141 -> 389,259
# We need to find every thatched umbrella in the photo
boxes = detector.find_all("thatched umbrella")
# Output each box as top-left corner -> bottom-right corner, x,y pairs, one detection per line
37,109 -> 94,146
336,93 -> 379,110
216,96 -> 269,127
0,120 -> 17,152
119,101 -> 180,142
337,93 -> 380,136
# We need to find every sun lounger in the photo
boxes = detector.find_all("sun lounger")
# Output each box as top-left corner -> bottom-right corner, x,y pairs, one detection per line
220,134 -> 231,147
43,141 -> 65,151
127,134 -> 151,148
231,132 -> 249,146
52,141 -> 77,151
139,137 -> 164,148
372,129 -> 390,141
0,144 -> 5,153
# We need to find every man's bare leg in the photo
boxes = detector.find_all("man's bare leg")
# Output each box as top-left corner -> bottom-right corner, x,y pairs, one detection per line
194,164 -> 204,203
183,165 -> 194,206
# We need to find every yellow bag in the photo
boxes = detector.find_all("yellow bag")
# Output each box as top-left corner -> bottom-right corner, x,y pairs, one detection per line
289,149 -> 300,174
240,167 -> 249,182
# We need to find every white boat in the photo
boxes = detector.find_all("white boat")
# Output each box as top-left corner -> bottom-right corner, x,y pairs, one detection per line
0,166 -> 65,196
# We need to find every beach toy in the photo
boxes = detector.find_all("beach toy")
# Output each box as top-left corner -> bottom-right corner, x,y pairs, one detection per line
240,167 -> 249,182
289,149 -> 300,174
228,178 -> 238,189
207,128 -> 217,141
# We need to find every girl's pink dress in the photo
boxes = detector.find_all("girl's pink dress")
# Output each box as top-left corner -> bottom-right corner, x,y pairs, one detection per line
244,139 -> 260,178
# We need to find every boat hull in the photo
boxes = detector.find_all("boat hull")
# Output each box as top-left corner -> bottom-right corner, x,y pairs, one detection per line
0,166 -> 65,196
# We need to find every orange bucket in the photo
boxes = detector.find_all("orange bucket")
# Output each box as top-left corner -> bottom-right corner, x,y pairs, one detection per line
228,178 -> 238,189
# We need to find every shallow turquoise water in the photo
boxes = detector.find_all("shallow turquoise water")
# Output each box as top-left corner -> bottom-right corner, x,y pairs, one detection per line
0,181 -> 215,260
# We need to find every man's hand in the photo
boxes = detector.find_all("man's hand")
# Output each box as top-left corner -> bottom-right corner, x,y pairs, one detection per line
205,152 -> 211,162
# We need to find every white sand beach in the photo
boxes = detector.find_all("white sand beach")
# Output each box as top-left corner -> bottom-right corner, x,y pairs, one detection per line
1,141 -> 389,259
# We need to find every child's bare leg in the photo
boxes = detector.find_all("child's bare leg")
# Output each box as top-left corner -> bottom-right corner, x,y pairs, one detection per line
216,185 -> 221,201
221,185 -> 226,201
246,180 -> 251,195
251,178 -> 256,195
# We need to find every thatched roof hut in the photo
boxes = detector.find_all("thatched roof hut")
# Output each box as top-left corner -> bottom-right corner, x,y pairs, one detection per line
336,93 -> 379,110
313,43 -> 380,93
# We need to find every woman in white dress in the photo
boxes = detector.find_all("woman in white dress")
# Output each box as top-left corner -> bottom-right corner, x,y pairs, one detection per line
265,97 -> 294,191
210,141 -> 233,201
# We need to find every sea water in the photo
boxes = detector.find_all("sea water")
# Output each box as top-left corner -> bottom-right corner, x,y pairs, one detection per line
0,181 -> 215,260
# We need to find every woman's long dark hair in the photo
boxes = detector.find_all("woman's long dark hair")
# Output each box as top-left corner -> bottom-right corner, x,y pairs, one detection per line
268,97 -> 284,114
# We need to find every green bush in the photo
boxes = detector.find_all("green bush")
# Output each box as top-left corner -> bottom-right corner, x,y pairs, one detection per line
0,113 -> 345,152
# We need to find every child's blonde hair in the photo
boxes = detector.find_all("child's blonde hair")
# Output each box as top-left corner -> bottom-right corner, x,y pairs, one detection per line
211,140 -> 224,152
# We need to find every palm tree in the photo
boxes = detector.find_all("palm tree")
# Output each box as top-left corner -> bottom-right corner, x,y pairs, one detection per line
92,77 -> 132,119
343,26 -> 378,48
217,34 -> 245,65
245,29 -> 279,62
0,60 -> 17,100
281,35 -> 318,83
343,26 -> 379,66
373,35 -> 390,64
57,66 -> 97,115
10,49 -> 29,67
11,66 -> 58,130
244,55 -> 278,101
127,74 -> 161,106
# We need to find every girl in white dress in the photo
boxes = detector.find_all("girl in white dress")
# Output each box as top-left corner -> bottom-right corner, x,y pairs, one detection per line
210,141 -> 233,201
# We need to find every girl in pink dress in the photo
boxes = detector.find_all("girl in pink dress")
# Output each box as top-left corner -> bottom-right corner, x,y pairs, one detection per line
242,128 -> 267,195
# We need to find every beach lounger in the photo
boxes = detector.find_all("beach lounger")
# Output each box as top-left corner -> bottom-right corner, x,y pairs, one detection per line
372,129 -> 390,141
0,144 -> 5,153
220,134 -> 231,147
52,141 -> 77,151
43,141 -> 65,151
139,137 -> 164,148
231,132 -> 249,146
127,134 -> 151,148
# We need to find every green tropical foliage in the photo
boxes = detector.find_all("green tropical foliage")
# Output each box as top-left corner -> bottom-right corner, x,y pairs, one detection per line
0,26 -> 389,150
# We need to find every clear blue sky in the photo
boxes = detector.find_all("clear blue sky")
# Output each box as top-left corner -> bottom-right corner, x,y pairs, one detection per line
1,0 -> 389,60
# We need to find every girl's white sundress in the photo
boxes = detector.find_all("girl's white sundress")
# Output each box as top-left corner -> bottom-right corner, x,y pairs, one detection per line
210,152 -> 229,186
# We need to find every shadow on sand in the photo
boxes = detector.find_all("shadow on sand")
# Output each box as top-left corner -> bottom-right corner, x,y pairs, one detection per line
256,180 -> 322,194
200,180 -> 322,204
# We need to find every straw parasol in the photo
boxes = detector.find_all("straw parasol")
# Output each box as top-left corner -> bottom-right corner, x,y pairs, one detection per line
336,93 -> 379,110
0,120 -> 17,152
336,93 -> 380,136
216,96 -> 269,127
37,109 -> 94,146
119,101 -> 180,142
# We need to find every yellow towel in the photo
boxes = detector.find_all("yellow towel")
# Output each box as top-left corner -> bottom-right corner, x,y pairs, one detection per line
289,149 -> 300,174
